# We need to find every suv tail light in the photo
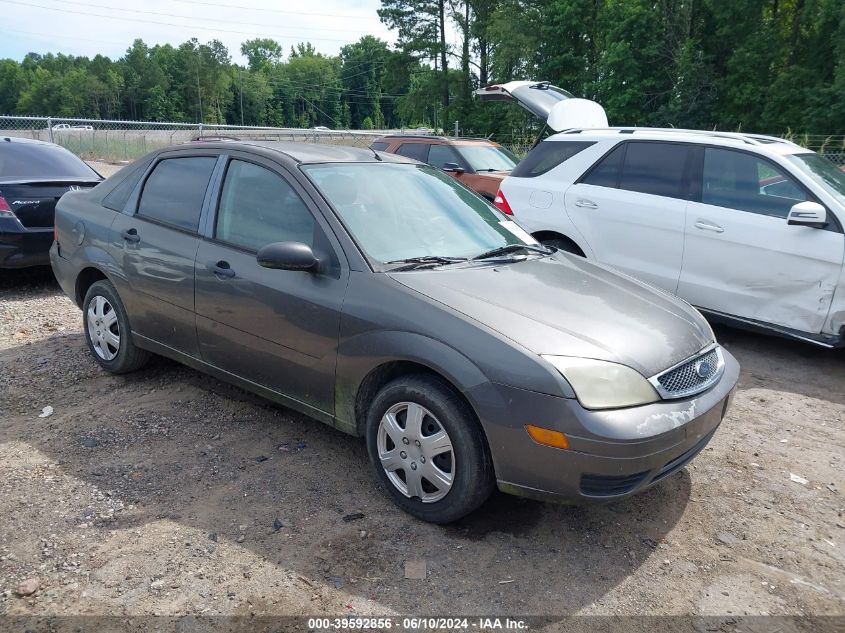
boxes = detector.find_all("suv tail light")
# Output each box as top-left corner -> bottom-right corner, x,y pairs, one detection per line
493,189 -> 513,215
0,196 -> 14,217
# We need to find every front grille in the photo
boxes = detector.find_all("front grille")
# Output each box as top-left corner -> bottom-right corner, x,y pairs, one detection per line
652,346 -> 723,399
580,470 -> 649,497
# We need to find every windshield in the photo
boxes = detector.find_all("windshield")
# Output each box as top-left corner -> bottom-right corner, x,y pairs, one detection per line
303,163 -> 533,266
0,142 -> 100,180
457,145 -> 518,172
787,152 -> 845,205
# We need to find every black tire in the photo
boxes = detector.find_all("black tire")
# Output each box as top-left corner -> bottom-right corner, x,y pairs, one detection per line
82,280 -> 151,374
541,236 -> 584,256
365,374 -> 495,523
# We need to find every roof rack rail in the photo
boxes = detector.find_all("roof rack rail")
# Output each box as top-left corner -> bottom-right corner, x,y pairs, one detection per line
379,134 -> 494,141
559,127 -> 798,146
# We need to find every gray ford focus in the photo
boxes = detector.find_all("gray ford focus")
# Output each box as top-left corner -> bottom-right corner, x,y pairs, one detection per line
51,141 -> 738,523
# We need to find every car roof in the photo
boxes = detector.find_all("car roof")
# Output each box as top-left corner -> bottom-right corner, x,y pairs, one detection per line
173,140 -> 418,165
1,136 -> 61,148
374,135 -> 497,144
546,127 -> 812,156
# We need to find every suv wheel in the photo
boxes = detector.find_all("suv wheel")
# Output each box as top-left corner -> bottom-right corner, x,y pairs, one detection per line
365,374 -> 494,523
82,280 -> 151,374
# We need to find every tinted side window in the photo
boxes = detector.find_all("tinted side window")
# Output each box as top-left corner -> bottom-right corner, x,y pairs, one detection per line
395,143 -> 429,162
428,144 -> 461,169
370,142 -> 389,151
511,141 -> 595,178
581,143 -> 625,188
102,161 -> 147,211
702,147 -> 807,218
618,142 -> 689,198
215,160 -> 316,252
137,157 -> 216,231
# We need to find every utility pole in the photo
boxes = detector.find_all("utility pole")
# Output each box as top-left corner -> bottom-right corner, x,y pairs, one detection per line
454,120 -> 459,137
196,63 -> 203,125
239,68 -> 244,126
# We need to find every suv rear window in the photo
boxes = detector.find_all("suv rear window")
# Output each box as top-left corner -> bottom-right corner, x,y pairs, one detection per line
137,157 -> 216,231
618,142 -> 690,198
0,141 -> 100,179
395,143 -> 429,162
510,141 -> 594,178
370,142 -> 389,151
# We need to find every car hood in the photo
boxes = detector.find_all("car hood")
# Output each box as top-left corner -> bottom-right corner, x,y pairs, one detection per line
388,255 -> 713,378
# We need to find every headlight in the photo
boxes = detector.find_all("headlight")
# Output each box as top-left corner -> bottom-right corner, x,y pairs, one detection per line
543,355 -> 659,410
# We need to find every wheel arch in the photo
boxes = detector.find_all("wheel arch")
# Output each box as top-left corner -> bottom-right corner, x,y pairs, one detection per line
531,230 -> 587,257
75,265 -> 110,308
335,331 -> 490,437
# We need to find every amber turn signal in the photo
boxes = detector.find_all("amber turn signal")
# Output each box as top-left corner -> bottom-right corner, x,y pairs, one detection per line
525,424 -> 570,450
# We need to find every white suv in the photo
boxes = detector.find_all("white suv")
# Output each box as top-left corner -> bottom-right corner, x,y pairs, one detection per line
495,128 -> 845,347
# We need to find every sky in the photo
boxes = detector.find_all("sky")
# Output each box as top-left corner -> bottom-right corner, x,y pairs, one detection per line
0,0 -> 411,63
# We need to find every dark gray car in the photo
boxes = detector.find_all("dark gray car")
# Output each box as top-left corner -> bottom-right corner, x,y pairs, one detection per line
50,141 -> 739,523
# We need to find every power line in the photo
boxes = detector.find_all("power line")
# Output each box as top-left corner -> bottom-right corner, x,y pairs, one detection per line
0,0 -> 371,43
170,0 -> 377,20
43,0 -> 374,34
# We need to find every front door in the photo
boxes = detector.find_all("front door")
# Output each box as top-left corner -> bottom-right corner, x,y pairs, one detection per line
564,141 -> 694,292
678,146 -> 844,333
193,155 -> 348,415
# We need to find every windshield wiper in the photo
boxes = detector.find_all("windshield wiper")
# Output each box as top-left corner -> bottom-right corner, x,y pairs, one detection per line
471,244 -> 553,261
386,255 -> 468,271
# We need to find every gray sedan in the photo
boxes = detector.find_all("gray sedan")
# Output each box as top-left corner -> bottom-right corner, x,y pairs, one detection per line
51,141 -> 739,523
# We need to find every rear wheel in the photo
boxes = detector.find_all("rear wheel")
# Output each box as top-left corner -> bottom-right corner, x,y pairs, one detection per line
365,375 -> 494,523
82,280 -> 151,374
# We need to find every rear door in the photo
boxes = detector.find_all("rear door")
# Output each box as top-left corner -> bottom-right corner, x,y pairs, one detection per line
193,153 -> 348,415
678,146 -> 844,333
109,153 -> 219,356
564,141 -> 694,292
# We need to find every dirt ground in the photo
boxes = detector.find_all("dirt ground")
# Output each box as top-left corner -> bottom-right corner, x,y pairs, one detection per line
0,267 -> 843,627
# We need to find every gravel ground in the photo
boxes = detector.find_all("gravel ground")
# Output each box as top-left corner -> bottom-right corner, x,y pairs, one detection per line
0,268 -> 843,625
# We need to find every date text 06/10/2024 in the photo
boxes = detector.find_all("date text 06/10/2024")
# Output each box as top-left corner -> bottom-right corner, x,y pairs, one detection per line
307,617 -> 529,630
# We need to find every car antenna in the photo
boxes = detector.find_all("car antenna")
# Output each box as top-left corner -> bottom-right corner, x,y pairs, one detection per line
300,96 -> 381,161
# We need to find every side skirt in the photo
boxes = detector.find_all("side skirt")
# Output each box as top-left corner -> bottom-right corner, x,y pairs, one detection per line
133,333 -> 343,431
698,308 -> 844,349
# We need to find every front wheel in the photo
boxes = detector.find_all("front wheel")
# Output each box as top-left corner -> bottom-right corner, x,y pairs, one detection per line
82,280 -> 151,374
365,375 -> 494,523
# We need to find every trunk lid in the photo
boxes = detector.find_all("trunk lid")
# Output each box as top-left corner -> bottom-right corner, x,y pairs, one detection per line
0,179 -> 100,228
475,81 -> 608,131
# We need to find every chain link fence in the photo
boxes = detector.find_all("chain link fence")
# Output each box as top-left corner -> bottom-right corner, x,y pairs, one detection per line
0,115 -> 386,176
2,115 -> 843,177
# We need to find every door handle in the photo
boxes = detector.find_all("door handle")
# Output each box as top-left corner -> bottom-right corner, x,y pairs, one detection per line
121,228 -> 140,243
575,198 -> 598,209
694,220 -> 724,233
209,260 -> 235,279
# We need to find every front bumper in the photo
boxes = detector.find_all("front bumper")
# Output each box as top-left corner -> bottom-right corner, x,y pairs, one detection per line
468,347 -> 740,503
0,219 -> 53,268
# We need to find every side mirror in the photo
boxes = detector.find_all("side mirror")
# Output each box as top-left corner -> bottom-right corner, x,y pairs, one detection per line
442,162 -> 464,174
257,241 -> 319,271
787,201 -> 827,229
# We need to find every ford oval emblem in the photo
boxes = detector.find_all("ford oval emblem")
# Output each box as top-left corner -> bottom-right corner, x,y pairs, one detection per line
694,360 -> 711,379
